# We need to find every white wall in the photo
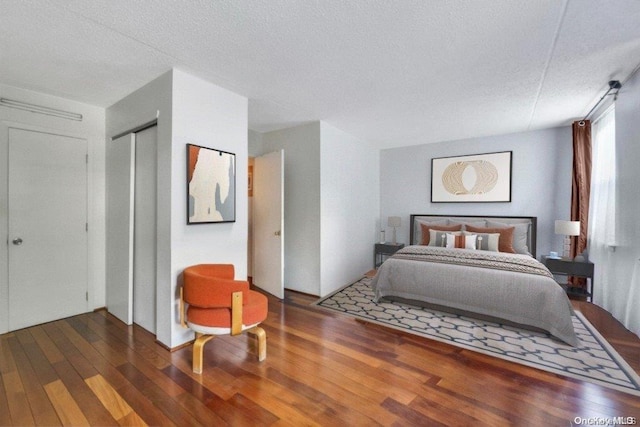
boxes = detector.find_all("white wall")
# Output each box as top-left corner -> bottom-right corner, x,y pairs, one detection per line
0,84 -> 105,334
261,123 -> 322,295
379,126 -> 573,258
107,69 -> 247,348
320,123 -> 380,296
170,70 -> 248,347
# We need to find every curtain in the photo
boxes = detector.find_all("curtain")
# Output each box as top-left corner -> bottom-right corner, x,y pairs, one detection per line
587,107 -> 619,313
570,120 -> 592,259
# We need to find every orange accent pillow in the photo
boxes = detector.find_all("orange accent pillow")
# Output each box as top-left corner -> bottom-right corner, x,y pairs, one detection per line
420,223 -> 463,245
454,234 -> 466,248
465,225 -> 516,253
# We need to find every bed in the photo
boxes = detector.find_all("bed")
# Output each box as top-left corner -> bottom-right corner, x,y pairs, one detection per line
371,214 -> 578,346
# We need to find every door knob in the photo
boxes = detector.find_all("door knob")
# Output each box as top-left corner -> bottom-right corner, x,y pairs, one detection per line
274,231 -> 281,236
12,238 -> 23,245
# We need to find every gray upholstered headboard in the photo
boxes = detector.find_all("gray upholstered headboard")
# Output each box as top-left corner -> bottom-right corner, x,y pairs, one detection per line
410,214 -> 537,258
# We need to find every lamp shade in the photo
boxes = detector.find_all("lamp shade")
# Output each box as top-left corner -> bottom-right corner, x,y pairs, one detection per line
554,220 -> 580,236
388,216 -> 401,227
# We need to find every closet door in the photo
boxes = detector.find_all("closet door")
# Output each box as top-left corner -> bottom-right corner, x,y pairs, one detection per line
133,126 -> 157,333
106,134 -> 135,325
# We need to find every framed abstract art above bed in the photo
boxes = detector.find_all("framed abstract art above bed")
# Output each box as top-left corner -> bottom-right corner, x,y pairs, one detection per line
431,151 -> 512,203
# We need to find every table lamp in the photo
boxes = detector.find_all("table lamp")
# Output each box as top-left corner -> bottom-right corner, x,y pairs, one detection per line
388,216 -> 401,245
554,220 -> 580,259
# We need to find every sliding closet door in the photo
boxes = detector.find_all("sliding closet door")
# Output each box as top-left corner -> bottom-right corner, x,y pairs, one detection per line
133,126 -> 157,334
106,134 -> 135,325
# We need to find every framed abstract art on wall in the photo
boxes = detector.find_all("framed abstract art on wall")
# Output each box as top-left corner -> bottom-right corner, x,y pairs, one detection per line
187,143 -> 236,223
431,151 -> 512,203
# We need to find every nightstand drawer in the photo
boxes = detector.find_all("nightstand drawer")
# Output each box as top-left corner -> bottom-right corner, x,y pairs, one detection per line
374,243 -> 404,268
544,258 -> 594,276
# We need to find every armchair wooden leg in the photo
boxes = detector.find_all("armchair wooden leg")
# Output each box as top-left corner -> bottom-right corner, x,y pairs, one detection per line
192,333 -> 214,374
247,326 -> 267,361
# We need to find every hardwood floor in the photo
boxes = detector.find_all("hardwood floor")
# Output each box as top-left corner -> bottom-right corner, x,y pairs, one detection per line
1,290 -> 639,426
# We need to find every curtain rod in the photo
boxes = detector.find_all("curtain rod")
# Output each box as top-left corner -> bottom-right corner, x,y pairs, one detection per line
579,80 -> 621,125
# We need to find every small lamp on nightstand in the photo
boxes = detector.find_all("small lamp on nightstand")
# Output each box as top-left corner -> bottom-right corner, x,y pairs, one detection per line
555,220 -> 580,259
388,216 -> 401,245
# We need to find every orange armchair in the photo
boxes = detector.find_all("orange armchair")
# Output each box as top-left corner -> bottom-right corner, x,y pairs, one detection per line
180,264 -> 268,374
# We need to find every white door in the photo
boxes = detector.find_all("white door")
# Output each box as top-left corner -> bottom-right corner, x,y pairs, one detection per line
253,150 -> 284,299
8,128 -> 88,330
133,126 -> 157,334
106,134 -> 135,325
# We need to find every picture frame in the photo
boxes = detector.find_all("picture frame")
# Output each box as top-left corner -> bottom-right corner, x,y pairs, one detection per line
431,151 -> 512,203
187,143 -> 236,224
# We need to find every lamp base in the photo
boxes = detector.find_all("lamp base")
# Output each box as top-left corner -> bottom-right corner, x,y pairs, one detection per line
563,236 -> 572,259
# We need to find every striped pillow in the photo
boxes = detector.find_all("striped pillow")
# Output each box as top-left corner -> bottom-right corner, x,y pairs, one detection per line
464,231 -> 500,252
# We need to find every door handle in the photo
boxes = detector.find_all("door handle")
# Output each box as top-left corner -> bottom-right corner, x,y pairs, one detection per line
274,231 -> 281,236
12,238 -> 23,245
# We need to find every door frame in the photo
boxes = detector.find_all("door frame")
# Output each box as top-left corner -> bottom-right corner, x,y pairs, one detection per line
0,121 -> 91,334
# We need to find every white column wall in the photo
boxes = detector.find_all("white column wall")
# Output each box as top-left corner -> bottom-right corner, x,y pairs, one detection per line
170,69 -> 248,347
320,123 -> 380,296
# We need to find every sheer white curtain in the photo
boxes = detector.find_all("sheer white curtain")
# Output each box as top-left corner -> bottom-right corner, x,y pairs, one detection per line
588,106 -> 618,310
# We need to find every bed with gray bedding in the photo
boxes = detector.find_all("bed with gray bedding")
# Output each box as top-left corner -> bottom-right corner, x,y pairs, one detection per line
371,215 -> 578,346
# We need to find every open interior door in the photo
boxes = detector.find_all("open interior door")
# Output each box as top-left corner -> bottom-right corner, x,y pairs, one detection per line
253,150 -> 284,299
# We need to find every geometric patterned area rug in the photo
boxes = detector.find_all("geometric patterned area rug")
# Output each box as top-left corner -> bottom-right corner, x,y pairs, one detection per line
314,277 -> 640,397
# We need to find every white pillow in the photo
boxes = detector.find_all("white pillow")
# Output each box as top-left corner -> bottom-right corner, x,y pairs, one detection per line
446,233 -> 476,250
464,231 -> 500,252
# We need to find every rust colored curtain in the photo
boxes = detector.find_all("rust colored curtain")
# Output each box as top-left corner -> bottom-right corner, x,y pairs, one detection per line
570,120 -> 592,288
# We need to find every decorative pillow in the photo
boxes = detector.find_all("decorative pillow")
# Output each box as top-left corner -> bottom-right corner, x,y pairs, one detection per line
464,231 -> 500,252
415,220 -> 448,244
447,233 -> 476,249
459,221 -> 488,231
429,229 -> 460,247
420,223 -> 462,245
486,220 -> 531,255
465,225 -> 516,253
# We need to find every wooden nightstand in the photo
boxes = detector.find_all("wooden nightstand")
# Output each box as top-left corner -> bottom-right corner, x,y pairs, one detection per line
374,243 -> 404,268
542,256 -> 595,301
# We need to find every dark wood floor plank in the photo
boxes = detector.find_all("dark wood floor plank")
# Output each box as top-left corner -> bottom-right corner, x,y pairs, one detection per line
209,392 -> 280,427
29,326 -> 65,365
51,359 -> 119,426
118,364 -> 220,425
6,335 -> 60,426
0,333 -> 16,374
91,366 -> 178,427
15,329 -> 59,386
0,366 -> 13,426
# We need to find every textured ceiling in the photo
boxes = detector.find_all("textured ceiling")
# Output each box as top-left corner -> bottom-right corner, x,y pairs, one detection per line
2,0 -> 640,148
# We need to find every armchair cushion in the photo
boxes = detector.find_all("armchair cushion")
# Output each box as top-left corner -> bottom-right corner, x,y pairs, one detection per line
183,271 -> 250,308
187,290 -> 268,328
186,264 -> 235,280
